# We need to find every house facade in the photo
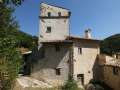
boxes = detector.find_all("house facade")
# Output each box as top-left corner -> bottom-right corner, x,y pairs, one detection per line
69,36 -> 100,85
31,3 -> 100,87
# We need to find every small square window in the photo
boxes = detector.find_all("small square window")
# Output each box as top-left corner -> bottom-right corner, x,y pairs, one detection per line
48,12 -> 51,17
58,12 -> 61,16
55,45 -> 60,52
113,67 -> 119,75
78,47 -> 82,54
55,68 -> 61,75
46,27 -> 51,33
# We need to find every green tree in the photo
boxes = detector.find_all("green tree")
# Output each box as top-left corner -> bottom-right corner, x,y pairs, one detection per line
16,31 -> 38,50
0,3 -> 22,90
100,34 -> 120,55
0,0 -> 24,5
0,2 -> 38,90
63,79 -> 79,90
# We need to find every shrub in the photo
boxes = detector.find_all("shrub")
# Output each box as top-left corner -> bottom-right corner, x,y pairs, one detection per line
63,79 -> 79,90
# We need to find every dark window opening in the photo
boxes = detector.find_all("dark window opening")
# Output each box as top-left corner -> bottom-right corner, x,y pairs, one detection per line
113,67 -> 119,75
116,54 -> 120,59
58,12 -> 61,16
78,47 -> 82,54
48,12 -> 51,17
46,26 -> 51,33
56,68 -> 61,75
55,45 -> 60,52
116,55 -> 118,59
77,74 -> 84,85
68,12 -> 71,16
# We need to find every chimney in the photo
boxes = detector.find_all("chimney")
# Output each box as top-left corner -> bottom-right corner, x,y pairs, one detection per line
85,28 -> 92,39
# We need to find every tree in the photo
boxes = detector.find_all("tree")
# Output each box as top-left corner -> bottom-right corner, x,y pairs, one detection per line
63,79 -> 79,90
0,4 -> 22,90
0,0 -> 24,5
100,34 -> 120,55
16,31 -> 38,50
0,2 -> 38,90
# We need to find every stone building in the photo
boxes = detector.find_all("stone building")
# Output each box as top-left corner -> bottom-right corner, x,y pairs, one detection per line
68,36 -> 100,85
97,54 -> 120,90
39,3 -> 70,41
30,3 -> 101,87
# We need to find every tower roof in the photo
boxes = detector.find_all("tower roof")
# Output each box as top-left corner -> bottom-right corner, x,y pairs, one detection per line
40,3 -> 70,11
40,2 -> 71,18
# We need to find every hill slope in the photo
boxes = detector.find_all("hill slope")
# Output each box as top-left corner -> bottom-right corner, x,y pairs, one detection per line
100,34 -> 120,55
0,29 -> 38,50
15,30 -> 38,49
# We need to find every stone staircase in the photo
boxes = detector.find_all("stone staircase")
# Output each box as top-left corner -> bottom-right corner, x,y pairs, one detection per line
14,76 -> 53,90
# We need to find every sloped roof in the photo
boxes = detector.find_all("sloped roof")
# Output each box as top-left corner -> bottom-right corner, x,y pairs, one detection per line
41,2 -> 70,11
66,36 -> 101,43
39,36 -> 101,44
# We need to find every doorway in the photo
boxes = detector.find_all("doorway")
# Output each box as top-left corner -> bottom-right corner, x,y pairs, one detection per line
77,74 -> 84,85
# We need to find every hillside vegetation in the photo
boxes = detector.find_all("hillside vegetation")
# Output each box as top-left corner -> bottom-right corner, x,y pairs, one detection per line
1,28 -> 38,50
11,30 -> 38,49
0,4 -> 37,90
100,34 -> 120,55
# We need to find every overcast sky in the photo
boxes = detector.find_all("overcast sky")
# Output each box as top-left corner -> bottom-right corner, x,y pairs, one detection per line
14,0 -> 120,39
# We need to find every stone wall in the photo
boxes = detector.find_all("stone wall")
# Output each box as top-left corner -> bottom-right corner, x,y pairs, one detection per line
103,66 -> 120,90
96,54 -> 120,90
31,43 -> 72,86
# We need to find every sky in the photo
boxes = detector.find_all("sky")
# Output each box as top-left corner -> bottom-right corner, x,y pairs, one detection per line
14,0 -> 120,39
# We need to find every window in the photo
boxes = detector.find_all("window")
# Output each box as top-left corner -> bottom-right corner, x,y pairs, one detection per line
46,26 -> 51,33
55,68 -> 61,75
116,54 -> 120,59
116,55 -> 119,59
113,67 -> 119,75
55,45 -> 60,52
58,12 -> 61,16
78,47 -> 82,54
48,12 -> 51,17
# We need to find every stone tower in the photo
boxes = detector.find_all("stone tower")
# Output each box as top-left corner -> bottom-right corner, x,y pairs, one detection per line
39,3 -> 71,42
